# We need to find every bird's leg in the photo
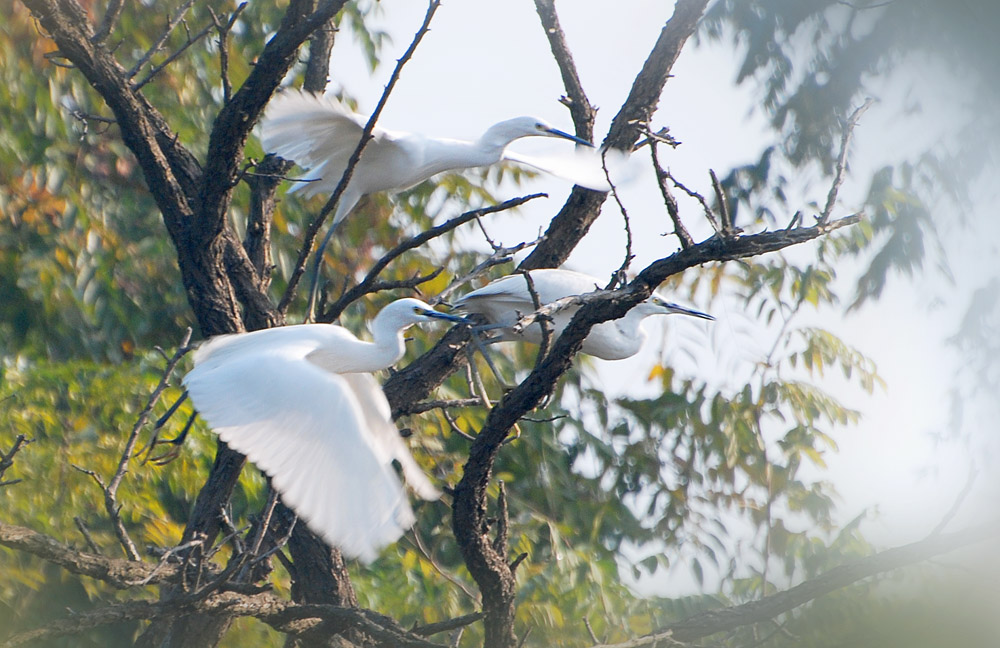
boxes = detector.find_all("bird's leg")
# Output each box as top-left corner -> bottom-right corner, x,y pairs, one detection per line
464,348 -> 495,407
305,217 -> 347,322
464,333 -> 523,441
145,412 -> 196,466
466,328 -> 514,392
139,393 -> 195,465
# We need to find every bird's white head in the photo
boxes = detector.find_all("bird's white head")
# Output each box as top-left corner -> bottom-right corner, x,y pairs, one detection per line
482,116 -> 593,149
642,295 -> 715,321
374,298 -> 472,333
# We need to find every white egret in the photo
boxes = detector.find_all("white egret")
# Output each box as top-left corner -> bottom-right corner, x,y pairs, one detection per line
182,298 -> 468,562
454,269 -> 714,361
260,89 -> 611,228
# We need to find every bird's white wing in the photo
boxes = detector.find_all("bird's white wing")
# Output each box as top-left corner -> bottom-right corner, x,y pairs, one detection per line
259,91 -> 407,199
261,91 -> 364,168
338,372 -> 440,501
503,147 -> 612,192
183,351 -> 416,563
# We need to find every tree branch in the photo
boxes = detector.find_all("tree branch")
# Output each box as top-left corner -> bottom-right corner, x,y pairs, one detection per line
0,435 -> 31,488
319,193 -> 546,322
452,214 -> 859,648
522,0 -> 710,270
650,141 -> 694,248
0,522 -> 199,589
278,0 -> 443,316
0,584 -> 449,648
821,97 -> 874,223
532,0 -> 595,139
657,522 -> 1000,643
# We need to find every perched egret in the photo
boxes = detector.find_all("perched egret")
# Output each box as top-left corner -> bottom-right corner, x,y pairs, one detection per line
454,269 -> 714,361
182,298 -> 468,562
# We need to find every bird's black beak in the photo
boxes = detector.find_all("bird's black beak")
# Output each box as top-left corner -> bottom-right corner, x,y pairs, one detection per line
424,309 -> 474,325
545,127 -> 595,147
664,303 -> 715,321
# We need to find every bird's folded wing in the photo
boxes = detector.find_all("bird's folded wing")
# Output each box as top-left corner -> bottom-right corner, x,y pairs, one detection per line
503,147 -> 612,192
456,270 -> 603,308
183,353 -> 414,563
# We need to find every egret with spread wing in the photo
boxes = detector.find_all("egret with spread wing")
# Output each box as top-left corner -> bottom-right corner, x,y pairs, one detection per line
260,89 -> 609,225
455,269 -> 714,361
183,298 -> 469,562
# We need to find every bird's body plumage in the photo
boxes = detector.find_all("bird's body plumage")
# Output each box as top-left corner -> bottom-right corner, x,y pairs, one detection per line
182,299 -> 461,562
455,269 -> 714,361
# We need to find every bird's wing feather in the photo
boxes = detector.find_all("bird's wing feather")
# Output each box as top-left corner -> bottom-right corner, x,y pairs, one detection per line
183,351 -> 415,562
503,148 -> 611,192
338,373 -> 440,501
259,91 -> 407,198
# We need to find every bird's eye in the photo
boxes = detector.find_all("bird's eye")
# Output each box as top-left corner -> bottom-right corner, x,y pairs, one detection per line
412,306 -> 422,314
535,123 -> 545,130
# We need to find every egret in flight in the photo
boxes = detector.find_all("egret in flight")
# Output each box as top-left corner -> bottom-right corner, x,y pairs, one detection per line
182,298 -> 469,562
260,90 -> 611,315
260,89 -> 610,226
454,269 -> 714,361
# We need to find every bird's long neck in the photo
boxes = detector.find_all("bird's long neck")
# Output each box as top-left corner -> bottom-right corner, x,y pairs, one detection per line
477,121 -> 530,158
618,308 -> 651,345
420,137 -> 500,173
362,313 -> 411,371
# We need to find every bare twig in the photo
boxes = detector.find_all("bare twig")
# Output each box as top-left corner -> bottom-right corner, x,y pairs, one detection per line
408,527 -> 480,603
405,398 -> 484,415
126,539 -> 206,587
278,0 -> 444,317
246,489 -> 280,560
127,0 -> 198,79
667,169 -> 722,234
433,233 -> 544,306
131,19 -> 219,91
441,408 -> 478,443
90,329 -> 193,560
73,517 -> 101,554
931,465 -> 977,536
412,612 -> 485,637
603,153 -> 634,289
588,629 -> 683,648
584,618 -> 601,643
208,4 -> 248,103
820,98 -> 874,224
91,0 -> 126,43
318,194 -> 545,321
0,434 -> 32,487
517,270 -> 554,368
711,169 -> 735,237
634,126 -> 680,151
650,141 -> 694,247
836,0 -> 897,10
